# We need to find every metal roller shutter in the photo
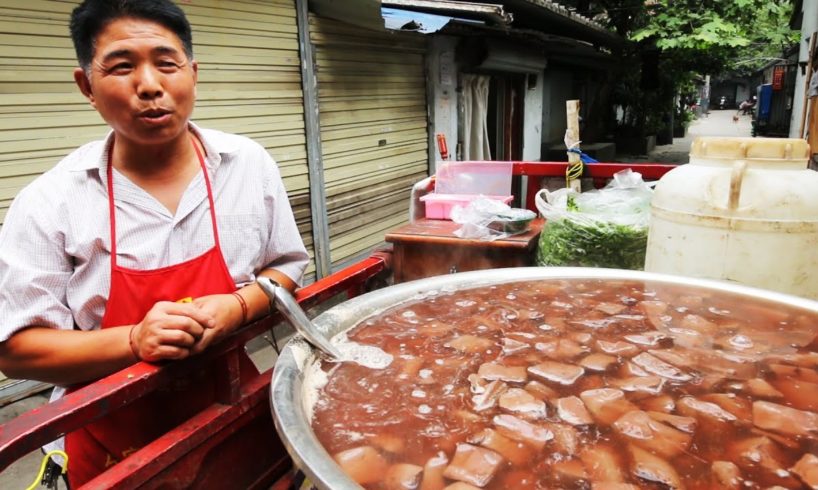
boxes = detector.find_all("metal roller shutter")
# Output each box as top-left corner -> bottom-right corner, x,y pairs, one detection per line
309,14 -> 429,268
0,0 -> 314,274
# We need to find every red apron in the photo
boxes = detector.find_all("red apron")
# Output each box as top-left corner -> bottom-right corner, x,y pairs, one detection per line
65,137 -> 256,487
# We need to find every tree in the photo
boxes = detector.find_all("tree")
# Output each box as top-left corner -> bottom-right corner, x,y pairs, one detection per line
573,0 -> 798,143
630,0 -> 799,74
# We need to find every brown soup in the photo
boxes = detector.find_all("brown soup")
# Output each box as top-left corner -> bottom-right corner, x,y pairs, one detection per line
311,280 -> 818,489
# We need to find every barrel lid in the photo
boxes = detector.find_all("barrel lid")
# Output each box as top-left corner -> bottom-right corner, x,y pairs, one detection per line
690,137 -> 810,160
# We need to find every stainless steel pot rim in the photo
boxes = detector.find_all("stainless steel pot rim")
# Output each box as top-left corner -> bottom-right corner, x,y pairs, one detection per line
270,266 -> 818,490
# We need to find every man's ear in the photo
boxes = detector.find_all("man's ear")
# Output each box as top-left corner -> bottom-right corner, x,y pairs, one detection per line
73,67 -> 96,108
191,59 -> 198,98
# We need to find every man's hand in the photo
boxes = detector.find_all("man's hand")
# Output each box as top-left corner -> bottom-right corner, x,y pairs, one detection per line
188,294 -> 244,355
130,301 -> 216,362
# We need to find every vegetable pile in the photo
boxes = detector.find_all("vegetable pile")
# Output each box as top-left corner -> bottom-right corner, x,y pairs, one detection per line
534,169 -> 652,270
536,217 -> 648,269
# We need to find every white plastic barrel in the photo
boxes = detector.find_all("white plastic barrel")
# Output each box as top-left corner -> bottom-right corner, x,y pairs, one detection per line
645,137 -> 818,299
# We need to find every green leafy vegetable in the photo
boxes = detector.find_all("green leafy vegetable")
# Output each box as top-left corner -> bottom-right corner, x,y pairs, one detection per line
536,217 -> 648,270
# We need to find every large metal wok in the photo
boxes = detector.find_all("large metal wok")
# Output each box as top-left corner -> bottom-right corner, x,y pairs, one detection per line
269,267 -> 818,490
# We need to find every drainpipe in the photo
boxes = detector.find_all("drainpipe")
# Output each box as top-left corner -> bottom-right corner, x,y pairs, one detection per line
297,0 -> 332,278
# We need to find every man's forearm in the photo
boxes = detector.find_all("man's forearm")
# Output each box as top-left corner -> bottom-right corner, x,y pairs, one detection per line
237,269 -> 297,325
0,326 -> 135,385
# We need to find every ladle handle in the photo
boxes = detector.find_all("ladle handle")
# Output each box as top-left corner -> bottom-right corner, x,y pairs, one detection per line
256,277 -> 343,360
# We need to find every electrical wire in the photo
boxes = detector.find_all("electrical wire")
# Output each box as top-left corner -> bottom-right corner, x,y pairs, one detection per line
26,450 -> 68,490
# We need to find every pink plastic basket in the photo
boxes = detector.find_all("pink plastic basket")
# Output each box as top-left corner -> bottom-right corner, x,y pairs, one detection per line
419,194 -> 513,220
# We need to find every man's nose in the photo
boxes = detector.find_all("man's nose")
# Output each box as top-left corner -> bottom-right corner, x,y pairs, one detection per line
136,66 -> 163,99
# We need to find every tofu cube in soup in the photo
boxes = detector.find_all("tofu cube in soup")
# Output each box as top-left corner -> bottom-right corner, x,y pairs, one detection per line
477,363 -> 527,383
384,464 -> 423,490
468,428 -> 531,466
555,396 -> 594,425
528,360 -> 585,385
334,446 -> 389,485
420,452 -> 449,490
442,443 -> 504,487
628,445 -> 684,489
580,388 -> 638,426
498,388 -> 547,419
752,400 -> 818,438
580,444 -> 626,482
790,453 -> 818,489
492,414 -> 553,450
612,410 -> 692,459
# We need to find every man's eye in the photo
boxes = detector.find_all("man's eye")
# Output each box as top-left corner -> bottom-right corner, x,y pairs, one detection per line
109,63 -> 132,73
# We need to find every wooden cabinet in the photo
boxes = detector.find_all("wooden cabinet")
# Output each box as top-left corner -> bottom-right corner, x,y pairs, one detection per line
385,218 -> 544,283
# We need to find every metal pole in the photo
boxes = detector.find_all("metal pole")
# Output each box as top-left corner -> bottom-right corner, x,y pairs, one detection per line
799,35 -> 817,139
296,0 -> 332,278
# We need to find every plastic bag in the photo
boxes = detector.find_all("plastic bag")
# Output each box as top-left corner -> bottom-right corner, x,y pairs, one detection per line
451,198 -> 536,241
535,169 -> 652,269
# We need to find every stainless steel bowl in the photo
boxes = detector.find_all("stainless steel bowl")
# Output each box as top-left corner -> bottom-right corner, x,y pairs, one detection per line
269,267 -> 818,490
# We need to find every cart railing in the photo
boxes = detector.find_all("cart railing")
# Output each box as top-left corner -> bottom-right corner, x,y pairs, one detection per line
0,256 -> 389,489
511,161 -> 677,211
411,161 -> 677,219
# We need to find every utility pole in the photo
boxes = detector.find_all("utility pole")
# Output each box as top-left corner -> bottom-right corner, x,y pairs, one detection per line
703,75 -> 711,117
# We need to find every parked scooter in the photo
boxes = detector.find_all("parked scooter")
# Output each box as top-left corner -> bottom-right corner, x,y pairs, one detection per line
718,96 -> 727,109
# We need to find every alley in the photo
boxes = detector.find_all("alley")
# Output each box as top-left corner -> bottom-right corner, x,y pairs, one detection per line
624,109 -> 754,165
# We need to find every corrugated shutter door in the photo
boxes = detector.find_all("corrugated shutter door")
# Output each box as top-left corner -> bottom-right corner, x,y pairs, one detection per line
0,0 -> 314,274
0,1 -> 106,223
181,0 -> 314,276
309,15 -> 429,268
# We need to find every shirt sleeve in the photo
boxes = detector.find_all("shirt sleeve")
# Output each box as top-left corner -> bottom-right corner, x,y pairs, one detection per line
258,147 -> 310,286
0,181 -> 74,342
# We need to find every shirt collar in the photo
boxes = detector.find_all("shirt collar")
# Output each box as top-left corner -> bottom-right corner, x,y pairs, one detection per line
68,122 -> 239,173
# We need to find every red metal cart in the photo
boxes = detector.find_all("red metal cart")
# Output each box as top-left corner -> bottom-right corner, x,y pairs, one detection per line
0,161 -> 675,489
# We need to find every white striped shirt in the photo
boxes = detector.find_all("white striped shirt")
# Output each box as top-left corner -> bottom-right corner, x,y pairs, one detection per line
0,123 -> 309,342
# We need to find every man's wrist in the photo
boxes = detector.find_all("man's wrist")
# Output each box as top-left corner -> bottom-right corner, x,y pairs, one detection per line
231,291 -> 248,326
128,324 -> 141,361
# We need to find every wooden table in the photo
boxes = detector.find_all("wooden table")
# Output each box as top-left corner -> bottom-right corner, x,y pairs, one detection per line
385,218 -> 544,283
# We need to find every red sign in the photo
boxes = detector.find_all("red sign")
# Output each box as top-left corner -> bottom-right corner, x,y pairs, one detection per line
772,65 -> 785,91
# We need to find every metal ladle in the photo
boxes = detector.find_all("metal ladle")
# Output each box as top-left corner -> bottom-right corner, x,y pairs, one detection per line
256,276 -> 343,360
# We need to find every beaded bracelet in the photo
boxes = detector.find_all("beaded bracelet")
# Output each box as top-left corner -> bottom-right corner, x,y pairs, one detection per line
232,291 -> 248,325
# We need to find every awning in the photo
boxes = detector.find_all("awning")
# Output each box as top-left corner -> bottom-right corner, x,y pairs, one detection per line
383,0 -> 512,25
382,7 -> 486,33
310,0 -> 509,32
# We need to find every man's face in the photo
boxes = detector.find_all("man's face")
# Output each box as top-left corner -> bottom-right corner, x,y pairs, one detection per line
74,17 -> 198,148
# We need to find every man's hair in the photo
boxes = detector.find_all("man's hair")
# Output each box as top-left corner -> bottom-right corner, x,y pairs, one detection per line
70,0 -> 193,70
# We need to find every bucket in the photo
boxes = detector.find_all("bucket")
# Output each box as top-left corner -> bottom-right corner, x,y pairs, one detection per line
645,136 -> 818,299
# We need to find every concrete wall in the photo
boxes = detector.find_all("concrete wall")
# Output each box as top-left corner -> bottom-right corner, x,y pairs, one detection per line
427,36 -> 458,171
429,36 -> 545,163
789,0 -> 818,138
523,73 -> 544,161
542,68 -> 574,145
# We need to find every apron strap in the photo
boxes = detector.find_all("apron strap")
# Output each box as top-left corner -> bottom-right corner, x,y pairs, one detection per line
190,136 -> 222,248
106,134 -> 219,268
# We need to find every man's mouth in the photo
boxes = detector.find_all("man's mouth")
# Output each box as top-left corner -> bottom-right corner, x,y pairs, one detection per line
139,108 -> 171,119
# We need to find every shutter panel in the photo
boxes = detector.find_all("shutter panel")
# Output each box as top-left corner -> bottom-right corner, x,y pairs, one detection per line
309,15 -> 429,267
0,1 -> 106,222
0,0 -> 315,274
181,0 -> 314,276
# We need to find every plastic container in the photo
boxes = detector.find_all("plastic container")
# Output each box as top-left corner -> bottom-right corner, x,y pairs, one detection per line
645,137 -> 818,299
420,194 -> 513,220
434,161 -> 513,196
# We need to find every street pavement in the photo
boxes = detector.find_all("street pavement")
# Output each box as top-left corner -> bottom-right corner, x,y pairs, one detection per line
620,109 -> 754,164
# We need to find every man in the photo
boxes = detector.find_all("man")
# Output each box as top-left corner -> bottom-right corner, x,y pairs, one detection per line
738,96 -> 756,115
0,0 -> 309,486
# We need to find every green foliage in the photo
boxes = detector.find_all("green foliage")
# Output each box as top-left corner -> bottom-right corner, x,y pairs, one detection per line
629,0 -> 799,74
591,0 -> 798,138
